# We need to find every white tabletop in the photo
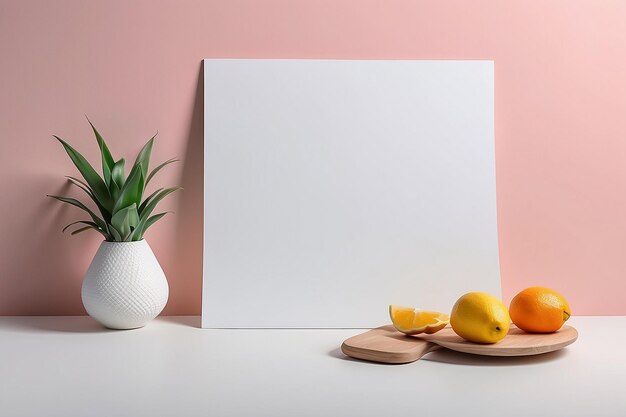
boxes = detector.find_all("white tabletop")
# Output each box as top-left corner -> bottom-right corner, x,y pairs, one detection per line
0,316 -> 624,417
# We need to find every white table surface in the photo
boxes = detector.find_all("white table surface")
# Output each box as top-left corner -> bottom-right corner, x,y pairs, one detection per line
0,316 -> 624,417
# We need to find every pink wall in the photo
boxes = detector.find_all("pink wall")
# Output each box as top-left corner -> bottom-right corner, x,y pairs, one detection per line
1,1 -> 625,315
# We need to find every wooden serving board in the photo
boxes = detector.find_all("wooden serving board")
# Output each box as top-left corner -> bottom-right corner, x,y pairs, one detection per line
341,325 -> 578,364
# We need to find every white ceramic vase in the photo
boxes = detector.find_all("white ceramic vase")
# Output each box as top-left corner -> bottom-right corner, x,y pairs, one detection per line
82,240 -> 169,329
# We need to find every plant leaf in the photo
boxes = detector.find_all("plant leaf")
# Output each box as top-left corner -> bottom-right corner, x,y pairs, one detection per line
71,225 -> 97,235
109,178 -> 120,202
112,163 -> 144,214
137,187 -> 180,221
109,225 -> 122,241
134,134 -> 156,184
111,158 -> 125,189
132,211 -> 169,241
145,212 -> 169,230
66,176 -> 94,197
109,159 -> 125,201
111,203 -> 139,241
146,158 -> 178,185
138,187 -> 163,215
65,176 -> 112,226
62,220 -> 98,233
63,220 -> 108,238
65,175 -> 90,191
47,195 -> 107,231
87,117 -> 115,187
53,135 -> 113,212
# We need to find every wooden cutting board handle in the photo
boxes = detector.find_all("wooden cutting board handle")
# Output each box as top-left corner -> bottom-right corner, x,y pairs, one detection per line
341,326 -> 442,364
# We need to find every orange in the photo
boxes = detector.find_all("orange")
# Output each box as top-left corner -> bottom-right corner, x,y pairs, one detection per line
389,305 -> 449,335
509,287 -> 571,333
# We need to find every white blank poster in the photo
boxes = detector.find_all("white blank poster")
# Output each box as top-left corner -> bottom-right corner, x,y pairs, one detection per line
203,59 -> 498,328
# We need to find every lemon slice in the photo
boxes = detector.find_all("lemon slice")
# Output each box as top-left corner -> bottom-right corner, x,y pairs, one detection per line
389,305 -> 450,335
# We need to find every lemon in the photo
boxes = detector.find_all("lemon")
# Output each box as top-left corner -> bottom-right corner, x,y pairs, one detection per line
389,305 -> 449,335
450,292 -> 510,344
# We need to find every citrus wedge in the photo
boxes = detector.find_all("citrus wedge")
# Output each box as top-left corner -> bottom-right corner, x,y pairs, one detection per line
389,305 -> 450,335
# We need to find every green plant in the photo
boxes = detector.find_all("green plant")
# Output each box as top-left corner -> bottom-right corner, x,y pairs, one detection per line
48,119 -> 180,241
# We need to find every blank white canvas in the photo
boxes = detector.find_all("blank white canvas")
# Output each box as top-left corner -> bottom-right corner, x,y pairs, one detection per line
202,59 -> 498,328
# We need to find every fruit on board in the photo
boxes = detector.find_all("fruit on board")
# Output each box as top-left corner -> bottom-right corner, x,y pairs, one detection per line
450,292 -> 511,344
509,287 -> 571,333
389,305 -> 450,335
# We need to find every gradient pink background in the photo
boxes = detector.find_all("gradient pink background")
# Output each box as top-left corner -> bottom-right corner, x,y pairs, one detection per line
1,1 -> 625,316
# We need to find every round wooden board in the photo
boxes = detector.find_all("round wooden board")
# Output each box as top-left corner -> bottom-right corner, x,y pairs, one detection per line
418,324 -> 578,356
341,324 -> 578,364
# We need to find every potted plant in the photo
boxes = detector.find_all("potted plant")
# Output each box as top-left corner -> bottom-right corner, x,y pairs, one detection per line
48,119 -> 179,329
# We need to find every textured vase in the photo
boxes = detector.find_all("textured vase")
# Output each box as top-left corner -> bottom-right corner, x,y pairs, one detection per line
82,240 -> 169,329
